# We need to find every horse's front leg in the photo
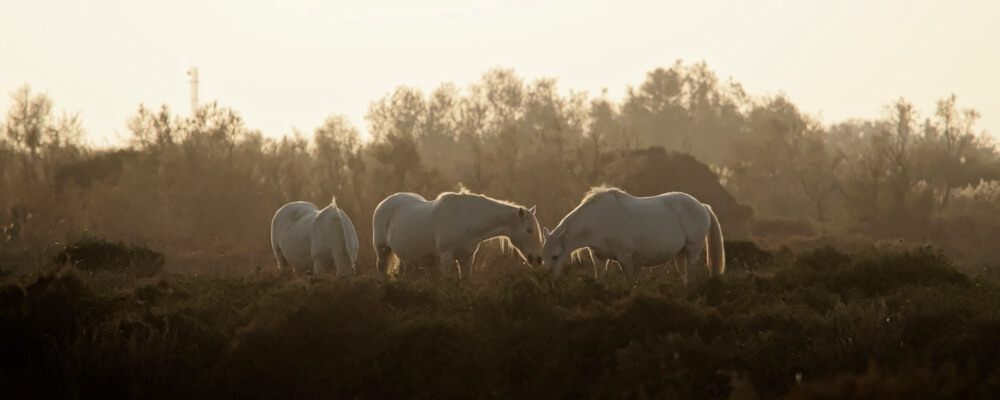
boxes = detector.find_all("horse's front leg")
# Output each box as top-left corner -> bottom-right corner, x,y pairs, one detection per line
457,249 -> 477,281
437,250 -> 458,279
673,251 -> 689,285
589,250 -> 610,280
617,253 -> 637,282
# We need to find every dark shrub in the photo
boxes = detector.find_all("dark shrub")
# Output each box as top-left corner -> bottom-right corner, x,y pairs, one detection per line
830,247 -> 967,296
611,147 -> 754,236
3,244 -> 999,400
0,274 -> 101,397
52,236 -> 164,277
796,245 -> 852,271
725,239 -> 774,272
784,363 -> 990,400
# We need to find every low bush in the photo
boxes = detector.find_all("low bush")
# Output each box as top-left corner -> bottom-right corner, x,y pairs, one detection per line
52,235 -> 164,277
1,245 -> 998,399
724,239 -> 775,272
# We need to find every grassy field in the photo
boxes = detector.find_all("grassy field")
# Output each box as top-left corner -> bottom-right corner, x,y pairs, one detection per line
2,243 -> 999,399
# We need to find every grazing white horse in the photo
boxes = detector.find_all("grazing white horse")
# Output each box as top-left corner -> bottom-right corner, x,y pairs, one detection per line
372,189 -> 544,279
270,198 -> 359,275
542,187 -> 724,282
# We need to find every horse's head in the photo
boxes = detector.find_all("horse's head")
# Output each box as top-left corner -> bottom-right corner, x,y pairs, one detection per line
541,227 -> 568,275
508,205 -> 543,266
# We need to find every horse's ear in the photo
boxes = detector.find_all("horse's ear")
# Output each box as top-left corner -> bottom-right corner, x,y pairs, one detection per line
543,227 -> 551,240
529,205 -> 536,215
518,207 -> 526,218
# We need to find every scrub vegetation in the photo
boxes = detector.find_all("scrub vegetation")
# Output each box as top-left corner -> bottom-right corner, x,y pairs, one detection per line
3,63 -> 1000,398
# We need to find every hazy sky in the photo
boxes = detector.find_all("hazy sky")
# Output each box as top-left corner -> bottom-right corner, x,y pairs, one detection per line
2,0 -> 998,145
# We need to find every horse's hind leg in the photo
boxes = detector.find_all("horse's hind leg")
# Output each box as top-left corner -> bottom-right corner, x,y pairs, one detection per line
313,258 -> 333,275
685,241 -> 707,281
273,246 -> 291,275
673,251 -> 689,285
438,250 -> 458,279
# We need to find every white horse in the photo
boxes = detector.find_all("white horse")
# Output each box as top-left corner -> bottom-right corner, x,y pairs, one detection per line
542,187 -> 724,282
270,198 -> 359,275
372,189 -> 544,279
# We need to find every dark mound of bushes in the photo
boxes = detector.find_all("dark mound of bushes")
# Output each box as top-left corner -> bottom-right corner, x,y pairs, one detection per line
52,236 -> 164,277
2,246 -> 999,399
780,245 -> 968,298
724,239 -> 775,272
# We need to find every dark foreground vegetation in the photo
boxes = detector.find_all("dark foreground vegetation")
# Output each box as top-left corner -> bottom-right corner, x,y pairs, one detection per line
2,243 -> 999,399
4,61 -> 1000,398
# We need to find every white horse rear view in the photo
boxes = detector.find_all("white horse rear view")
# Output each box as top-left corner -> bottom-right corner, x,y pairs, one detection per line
270,198 -> 359,275
542,187 -> 724,282
372,190 -> 544,280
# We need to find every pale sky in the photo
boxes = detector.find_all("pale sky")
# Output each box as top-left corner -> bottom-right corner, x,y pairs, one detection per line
2,0 -> 998,146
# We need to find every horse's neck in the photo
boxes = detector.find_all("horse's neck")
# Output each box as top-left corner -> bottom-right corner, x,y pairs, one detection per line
473,222 -> 512,243
555,211 -> 595,252
463,201 -> 515,242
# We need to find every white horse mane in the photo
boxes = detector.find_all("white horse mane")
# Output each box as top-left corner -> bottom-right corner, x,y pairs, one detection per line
580,185 -> 627,206
551,186 -> 626,235
435,190 -> 526,210
553,186 -> 629,263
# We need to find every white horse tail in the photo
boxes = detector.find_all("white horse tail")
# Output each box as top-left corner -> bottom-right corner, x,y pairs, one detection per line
704,204 -> 725,276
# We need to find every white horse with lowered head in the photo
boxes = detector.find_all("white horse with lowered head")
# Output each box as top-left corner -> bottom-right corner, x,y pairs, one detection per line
270,197 -> 359,275
372,189 -> 544,279
542,187 -> 724,282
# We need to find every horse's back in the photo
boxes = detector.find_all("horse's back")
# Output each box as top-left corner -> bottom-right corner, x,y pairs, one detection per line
377,192 -> 427,212
271,201 -> 321,269
429,193 -> 488,223
607,194 -> 687,240
272,202 -> 319,236
373,192 -> 437,262
587,192 -> 709,265
658,192 -> 711,230
658,192 -> 706,210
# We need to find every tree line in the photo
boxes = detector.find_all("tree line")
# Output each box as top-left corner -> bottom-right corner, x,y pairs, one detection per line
2,60 -> 998,272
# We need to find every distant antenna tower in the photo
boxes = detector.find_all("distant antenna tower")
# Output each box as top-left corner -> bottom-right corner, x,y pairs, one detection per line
186,67 -> 199,116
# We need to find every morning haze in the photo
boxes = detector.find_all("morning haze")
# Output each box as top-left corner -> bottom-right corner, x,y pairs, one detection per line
1,1 -> 997,142
4,1 -> 1000,399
